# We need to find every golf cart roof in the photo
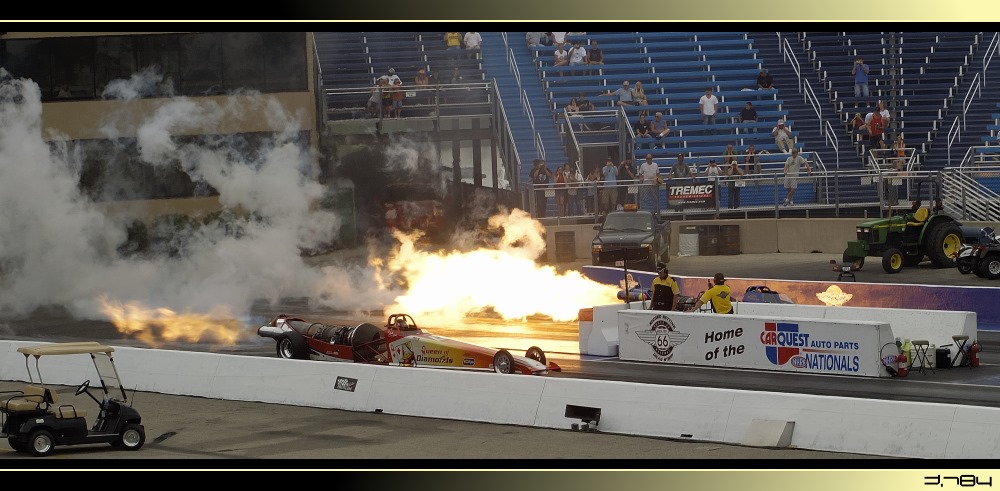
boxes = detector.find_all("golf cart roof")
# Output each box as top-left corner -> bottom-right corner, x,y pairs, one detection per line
17,342 -> 115,357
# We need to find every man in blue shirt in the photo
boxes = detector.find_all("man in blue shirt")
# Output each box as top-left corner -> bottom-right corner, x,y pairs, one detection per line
599,157 -> 619,215
852,56 -> 870,108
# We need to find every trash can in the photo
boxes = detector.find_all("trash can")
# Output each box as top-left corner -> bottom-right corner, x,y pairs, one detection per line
719,225 -> 740,255
679,225 -> 699,256
554,231 -> 576,263
698,225 -> 719,256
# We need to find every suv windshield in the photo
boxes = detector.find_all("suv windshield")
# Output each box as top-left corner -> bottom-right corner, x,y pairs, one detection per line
602,213 -> 653,232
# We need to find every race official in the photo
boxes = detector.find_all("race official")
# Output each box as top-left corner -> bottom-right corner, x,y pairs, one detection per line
687,273 -> 733,314
649,262 -> 679,311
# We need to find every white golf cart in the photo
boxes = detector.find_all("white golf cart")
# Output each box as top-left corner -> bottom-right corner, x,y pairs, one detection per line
0,342 -> 145,456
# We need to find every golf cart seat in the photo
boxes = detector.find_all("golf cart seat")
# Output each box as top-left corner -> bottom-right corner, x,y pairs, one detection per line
0,385 -> 48,412
42,389 -> 87,419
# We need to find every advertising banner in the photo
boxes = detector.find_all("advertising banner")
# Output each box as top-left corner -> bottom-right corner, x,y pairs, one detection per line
618,310 -> 894,377
667,182 -> 715,208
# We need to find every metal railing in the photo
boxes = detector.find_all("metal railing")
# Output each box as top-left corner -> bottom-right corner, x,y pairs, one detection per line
961,72 -> 981,132
491,82 -> 521,193
984,32 -> 999,83
323,82 -> 494,122
942,165 -> 1000,221
947,116 -> 962,167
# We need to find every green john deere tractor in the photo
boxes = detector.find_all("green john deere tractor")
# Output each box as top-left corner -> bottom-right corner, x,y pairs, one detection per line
843,178 -> 963,274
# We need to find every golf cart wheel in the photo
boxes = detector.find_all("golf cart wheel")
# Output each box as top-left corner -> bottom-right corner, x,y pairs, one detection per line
525,346 -> 547,365
28,429 -> 55,457
277,334 -> 308,360
980,254 -> 1000,280
116,424 -> 146,451
493,349 -> 515,374
927,222 -> 962,268
882,248 -> 904,274
842,248 -> 864,271
957,260 -> 973,275
8,437 -> 28,453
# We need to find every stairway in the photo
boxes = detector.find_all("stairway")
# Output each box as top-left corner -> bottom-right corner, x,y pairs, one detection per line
751,32 -> 862,170
480,32 -> 569,188
923,67 -> 1000,169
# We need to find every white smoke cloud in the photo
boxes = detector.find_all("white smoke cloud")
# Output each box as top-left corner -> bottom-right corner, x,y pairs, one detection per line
0,69 -> 391,324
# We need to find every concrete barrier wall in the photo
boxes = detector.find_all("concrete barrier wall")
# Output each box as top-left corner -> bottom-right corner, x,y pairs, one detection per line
733,302 -> 977,351
617,310 -> 894,377
582,266 -> 1000,331
7,339 -> 1000,459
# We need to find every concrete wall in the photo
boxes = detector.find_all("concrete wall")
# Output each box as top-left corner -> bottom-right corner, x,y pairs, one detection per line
7,339 -> 1000,459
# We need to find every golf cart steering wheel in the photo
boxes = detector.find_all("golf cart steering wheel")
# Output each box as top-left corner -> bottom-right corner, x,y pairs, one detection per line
75,379 -> 90,396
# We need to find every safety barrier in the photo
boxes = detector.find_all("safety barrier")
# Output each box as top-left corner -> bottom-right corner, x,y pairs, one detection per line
4,339 -> 1000,458
616,310 -> 894,378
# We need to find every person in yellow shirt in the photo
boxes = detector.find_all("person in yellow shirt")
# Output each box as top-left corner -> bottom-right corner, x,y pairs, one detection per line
649,262 -> 679,311
687,273 -> 733,314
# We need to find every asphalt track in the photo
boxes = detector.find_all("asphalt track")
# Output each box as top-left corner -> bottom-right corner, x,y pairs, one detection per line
2,251 -> 997,461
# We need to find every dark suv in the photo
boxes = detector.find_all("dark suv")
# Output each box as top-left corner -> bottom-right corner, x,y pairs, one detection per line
591,209 -> 670,272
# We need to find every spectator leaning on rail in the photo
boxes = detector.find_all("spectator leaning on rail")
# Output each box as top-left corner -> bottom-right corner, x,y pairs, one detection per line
687,273 -> 733,314
637,153 -> 661,211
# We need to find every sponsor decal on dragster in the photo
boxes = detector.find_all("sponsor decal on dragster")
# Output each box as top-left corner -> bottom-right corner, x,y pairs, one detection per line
388,338 -> 458,367
760,322 -> 861,373
636,314 -> 690,361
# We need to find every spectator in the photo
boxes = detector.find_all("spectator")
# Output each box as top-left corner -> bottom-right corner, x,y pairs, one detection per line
553,43 -> 570,76
723,143 -> 738,167
892,134 -> 907,170
585,166 -> 601,214
617,158 -> 636,208
632,81 -> 649,117
635,113 -> 652,149
772,119 -> 793,153
756,68 -> 774,90
868,110 -> 886,150
782,147 -> 811,206
444,32 -> 462,60
525,32 -> 545,47
463,32 -> 482,59
686,273 -> 733,314
599,157 -> 619,216
637,153 -> 661,211
389,77 -> 404,119
703,159 -> 722,179
743,143 -> 762,176
568,40 -> 587,74
600,80 -> 634,107
378,67 -> 401,86
849,112 -> 867,142
739,101 -> 758,133
568,164 -> 585,215
565,97 -> 581,120
578,92 -> 595,131
551,32 -> 568,46
670,153 -> 694,179
852,56 -> 871,107
414,68 -> 431,108
367,78 -> 387,118
530,159 -> 553,218
877,100 -> 891,132
448,67 -> 464,84
650,112 -> 672,149
554,162 -> 570,216
587,40 -> 604,76
885,135 -> 906,205
726,157 -> 745,209
699,87 -> 719,134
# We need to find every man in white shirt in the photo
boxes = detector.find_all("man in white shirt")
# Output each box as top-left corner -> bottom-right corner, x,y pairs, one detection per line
699,87 -> 719,135
772,119 -> 793,153
463,32 -> 482,59
637,153 -> 661,211
551,32 -> 568,46
568,40 -> 587,73
782,148 -> 812,206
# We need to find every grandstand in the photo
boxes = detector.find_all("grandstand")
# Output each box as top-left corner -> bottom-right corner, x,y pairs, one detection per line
315,31 -> 1000,221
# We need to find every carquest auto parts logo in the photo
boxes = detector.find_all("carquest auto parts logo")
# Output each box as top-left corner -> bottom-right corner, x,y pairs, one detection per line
759,322 -> 861,373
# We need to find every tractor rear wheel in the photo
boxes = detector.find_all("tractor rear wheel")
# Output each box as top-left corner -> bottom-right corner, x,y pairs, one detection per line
926,222 -> 962,268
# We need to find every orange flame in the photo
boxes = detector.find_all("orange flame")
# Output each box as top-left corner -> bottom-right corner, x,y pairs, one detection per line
99,295 -> 247,347
381,208 -> 619,325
